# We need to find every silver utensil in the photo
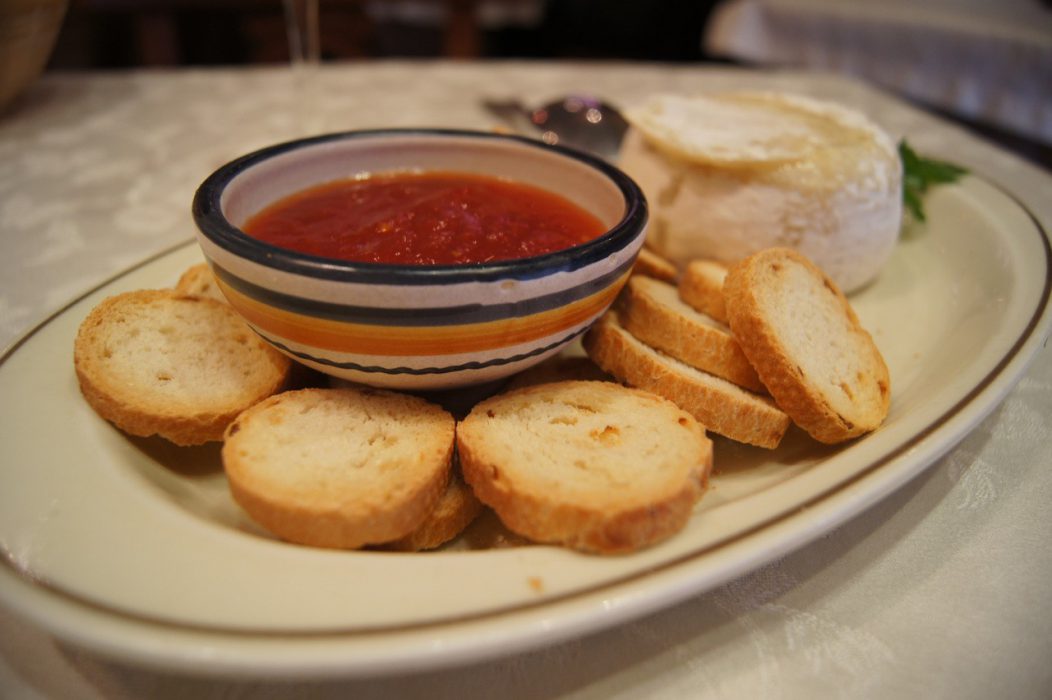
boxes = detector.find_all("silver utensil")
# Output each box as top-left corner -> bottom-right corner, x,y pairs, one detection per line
483,95 -> 630,161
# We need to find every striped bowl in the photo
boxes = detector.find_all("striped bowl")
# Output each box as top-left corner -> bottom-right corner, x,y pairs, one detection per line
191,129 -> 647,390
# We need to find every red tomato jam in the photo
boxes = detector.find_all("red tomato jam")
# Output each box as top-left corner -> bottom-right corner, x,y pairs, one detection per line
242,171 -> 608,265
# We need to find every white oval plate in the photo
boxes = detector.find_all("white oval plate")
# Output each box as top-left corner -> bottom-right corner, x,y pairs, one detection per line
0,175 -> 1049,679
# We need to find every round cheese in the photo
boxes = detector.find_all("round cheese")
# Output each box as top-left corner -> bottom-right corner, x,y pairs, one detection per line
619,92 -> 902,293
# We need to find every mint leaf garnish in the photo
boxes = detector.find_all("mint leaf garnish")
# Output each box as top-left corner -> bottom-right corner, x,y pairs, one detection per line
899,140 -> 968,222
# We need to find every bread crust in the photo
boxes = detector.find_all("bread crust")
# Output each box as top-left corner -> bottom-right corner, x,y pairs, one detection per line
619,275 -> 764,393
632,247 -> 679,283
583,313 -> 788,448
380,466 -> 484,552
175,263 -> 225,303
223,387 -> 455,549
457,381 -> 712,554
678,259 -> 729,324
74,289 -> 291,445
723,248 -> 891,444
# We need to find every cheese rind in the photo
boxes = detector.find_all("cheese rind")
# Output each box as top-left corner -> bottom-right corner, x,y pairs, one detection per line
619,92 -> 902,293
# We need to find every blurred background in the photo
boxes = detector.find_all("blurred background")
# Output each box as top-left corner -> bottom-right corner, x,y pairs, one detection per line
5,0 -> 1052,166
45,0 -> 722,66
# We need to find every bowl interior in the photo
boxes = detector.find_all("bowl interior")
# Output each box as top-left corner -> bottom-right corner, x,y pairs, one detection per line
218,131 -> 632,247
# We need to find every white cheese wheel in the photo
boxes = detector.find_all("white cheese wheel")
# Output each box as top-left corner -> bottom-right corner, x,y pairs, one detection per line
619,92 -> 902,293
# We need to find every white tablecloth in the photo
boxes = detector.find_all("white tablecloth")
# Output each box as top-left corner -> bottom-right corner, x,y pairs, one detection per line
1,61 -> 1050,698
705,0 -> 1052,144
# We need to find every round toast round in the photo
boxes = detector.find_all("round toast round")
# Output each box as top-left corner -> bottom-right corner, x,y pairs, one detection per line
175,262 -> 226,302
583,312 -> 789,449
457,380 -> 712,554
632,247 -> 679,283
380,468 -> 483,552
74,289 -> 291,445
678,258 -> 729,324
619,274 -> 764,393
222,387 -> 455,549
723,247 -> 891,444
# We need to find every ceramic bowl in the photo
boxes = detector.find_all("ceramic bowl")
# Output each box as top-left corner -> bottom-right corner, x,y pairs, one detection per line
192,128 -> 647,391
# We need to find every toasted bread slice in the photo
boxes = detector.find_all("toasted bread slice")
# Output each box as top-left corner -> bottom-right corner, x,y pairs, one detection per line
380,465 -> 484,552
723,247 -> 890,444
175,263 -> 226,303
74,289 -> 291,445
222,387 -> 455,549
583,312 -> 789,448
457,380 -> 712,554
619,275 -> 764,393
678,259 -> 729,324
632,247 -> 679,282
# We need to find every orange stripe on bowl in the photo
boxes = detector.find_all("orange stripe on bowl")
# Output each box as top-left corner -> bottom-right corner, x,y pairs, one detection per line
216,274 -> 629,356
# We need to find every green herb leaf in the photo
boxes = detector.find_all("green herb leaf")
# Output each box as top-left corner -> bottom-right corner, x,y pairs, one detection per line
903,184 -> 926,222
899,140 -> 968,223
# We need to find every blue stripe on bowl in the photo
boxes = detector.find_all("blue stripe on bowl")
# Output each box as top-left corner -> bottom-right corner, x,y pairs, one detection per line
211,256 -> 636,327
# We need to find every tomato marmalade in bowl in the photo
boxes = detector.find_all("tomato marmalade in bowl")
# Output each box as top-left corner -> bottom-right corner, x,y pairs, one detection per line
243,171 -> 608,266
192,128 -> 647,390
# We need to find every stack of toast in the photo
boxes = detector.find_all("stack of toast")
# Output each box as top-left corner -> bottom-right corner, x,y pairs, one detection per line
586,247 -> 890,448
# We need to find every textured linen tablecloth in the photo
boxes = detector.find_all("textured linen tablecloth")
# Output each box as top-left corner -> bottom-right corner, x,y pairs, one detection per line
0,62 -> 1050,699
